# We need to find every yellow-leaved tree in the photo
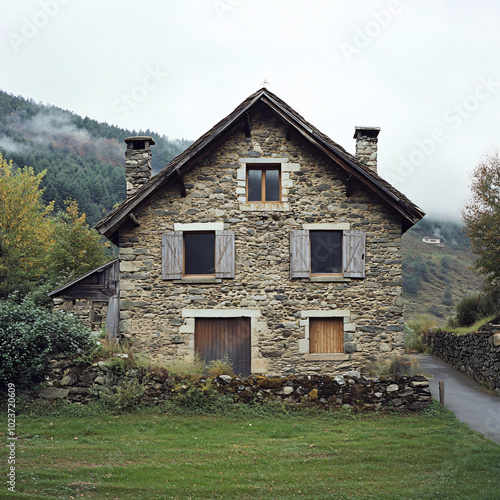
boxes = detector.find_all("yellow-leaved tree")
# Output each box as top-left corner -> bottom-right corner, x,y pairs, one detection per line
47,199 -> 110,281
0,153 -> 54,295
0,153 -> 111,297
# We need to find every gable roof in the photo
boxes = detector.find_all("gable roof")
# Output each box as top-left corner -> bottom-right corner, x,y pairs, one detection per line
95,88 -> 424,242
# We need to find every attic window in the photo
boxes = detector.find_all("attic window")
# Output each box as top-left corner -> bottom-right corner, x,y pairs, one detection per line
247,165 -> 280,202
132,140 -> 146,150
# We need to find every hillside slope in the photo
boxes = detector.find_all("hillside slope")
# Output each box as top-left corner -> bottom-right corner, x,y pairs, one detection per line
402,219 -> 483,323
0,91 -> 191,224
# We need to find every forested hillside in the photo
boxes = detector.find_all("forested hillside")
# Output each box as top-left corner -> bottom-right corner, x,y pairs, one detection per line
0,91 -> 191,225
402,218 -> 483,323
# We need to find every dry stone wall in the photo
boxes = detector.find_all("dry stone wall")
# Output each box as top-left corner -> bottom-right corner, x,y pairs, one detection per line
118,105 -> 405,376
430,324 -> 500,393
38,356 -> 432,412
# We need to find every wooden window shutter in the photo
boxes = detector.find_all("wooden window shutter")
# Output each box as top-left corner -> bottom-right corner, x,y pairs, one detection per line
215,230 -> 235,278
343,230 -> 365,278
162,231 -> 183,279
310,318 -> 344,353
290,229 -> 310,278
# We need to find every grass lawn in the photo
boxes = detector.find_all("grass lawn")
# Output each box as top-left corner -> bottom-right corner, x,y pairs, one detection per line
3,405 -> 500,499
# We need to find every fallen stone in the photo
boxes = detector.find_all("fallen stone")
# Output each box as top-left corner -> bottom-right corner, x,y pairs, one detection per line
39,387 -> 69,399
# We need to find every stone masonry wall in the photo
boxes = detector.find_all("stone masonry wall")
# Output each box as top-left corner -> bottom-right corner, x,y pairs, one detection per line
38,356 -> 432,412
118,105 -> 405,376
125,141 -> 153,197
52,298 -> 107,332
430,325 -> 500,393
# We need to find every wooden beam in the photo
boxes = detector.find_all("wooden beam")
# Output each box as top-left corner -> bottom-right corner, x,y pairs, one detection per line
176,170 -> 187,197
128,213 -> 140,226
345,176 -> 353,197
244,112 -> 251,137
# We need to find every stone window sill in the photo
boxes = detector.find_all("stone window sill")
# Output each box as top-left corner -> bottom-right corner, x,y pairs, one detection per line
305,353 -> 350,361
173,277 -> 222,284
240,202 -> 290,212
309,276 -> 352,283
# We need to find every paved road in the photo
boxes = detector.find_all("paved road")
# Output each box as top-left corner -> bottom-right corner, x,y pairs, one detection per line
417,354 -> 500,444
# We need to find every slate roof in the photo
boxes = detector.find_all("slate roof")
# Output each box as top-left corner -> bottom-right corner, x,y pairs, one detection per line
95,88 -> 424,242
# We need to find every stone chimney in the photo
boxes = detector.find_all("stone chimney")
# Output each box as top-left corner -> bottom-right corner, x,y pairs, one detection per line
124,136 -> 155,197
353,127 -> 380,173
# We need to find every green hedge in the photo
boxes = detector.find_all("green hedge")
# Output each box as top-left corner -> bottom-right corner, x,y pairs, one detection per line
0,299 -> 94,389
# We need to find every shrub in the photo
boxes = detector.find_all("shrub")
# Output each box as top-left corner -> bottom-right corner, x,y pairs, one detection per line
407,315 -> 436,350
478,285 -> 500,317
443,286 -> 454,307
455,294 -> 480,327
162,355 -> 205,378
100,378 -> 145,413
403,274 -> 422,295
0,299 -> 94,389
365,355 -> 420,377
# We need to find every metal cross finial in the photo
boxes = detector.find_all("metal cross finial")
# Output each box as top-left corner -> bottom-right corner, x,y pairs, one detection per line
261,78 -> 270,88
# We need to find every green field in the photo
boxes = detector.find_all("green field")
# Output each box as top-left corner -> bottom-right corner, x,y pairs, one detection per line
3,405 -> 500,499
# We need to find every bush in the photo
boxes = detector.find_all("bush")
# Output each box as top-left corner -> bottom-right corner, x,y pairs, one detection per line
478,285 -> 500,317
365,355 -> 420,377
0,299 -> 94,389
403,274 -> 422,295
455,294 -> 480,327
407,315 -> 437,350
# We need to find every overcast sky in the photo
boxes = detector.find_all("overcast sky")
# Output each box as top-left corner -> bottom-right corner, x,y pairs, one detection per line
2,0 -> 500,221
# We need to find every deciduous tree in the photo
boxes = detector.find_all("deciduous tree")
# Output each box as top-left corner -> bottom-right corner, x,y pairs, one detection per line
0,153 -> 54,295
462,151 -> 500,284
47,199 -> 110,281
0,153 -> 111,296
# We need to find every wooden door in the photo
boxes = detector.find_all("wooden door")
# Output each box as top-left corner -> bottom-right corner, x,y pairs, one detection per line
195,318 -> 251,376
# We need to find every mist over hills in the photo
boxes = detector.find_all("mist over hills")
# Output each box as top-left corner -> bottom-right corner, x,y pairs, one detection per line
0,90 -> 191,225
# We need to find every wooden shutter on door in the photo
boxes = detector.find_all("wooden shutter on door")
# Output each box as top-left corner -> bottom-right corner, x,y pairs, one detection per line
105,260 -> 120,341
215,230 -> 235,278
343,230 -> 365,278
310,318 -> 343,353
162,231 -> 183,279
290,229 -> 310,278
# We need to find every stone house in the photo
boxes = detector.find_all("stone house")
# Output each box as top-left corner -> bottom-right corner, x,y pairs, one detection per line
95,88 -> 424,376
